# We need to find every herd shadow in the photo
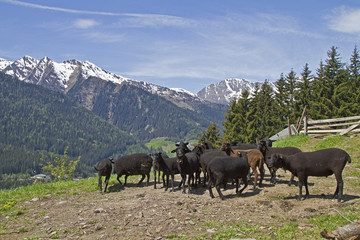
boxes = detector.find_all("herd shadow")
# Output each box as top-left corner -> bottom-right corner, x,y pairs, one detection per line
105,175 -> 358,203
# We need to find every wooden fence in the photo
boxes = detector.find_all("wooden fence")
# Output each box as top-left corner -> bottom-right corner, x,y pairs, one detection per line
299,115 -> 360,137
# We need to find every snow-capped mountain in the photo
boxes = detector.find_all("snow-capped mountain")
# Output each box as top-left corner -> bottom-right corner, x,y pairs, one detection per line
0,57 -> 12,70
197,78 -> 276,105
0,56 -> 202,104
0,55 -> 271,107
1,56 -> 131,92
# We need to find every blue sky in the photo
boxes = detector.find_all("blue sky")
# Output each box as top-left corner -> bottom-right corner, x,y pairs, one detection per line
1,0 -> 360,93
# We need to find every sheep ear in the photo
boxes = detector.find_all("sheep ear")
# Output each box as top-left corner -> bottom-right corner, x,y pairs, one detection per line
171,149 -> 176,153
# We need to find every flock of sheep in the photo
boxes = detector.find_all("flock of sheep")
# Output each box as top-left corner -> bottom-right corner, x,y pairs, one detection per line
94,140 -> 351,202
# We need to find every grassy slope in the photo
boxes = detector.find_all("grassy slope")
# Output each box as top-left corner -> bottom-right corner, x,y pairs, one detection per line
1,135 -> 359,239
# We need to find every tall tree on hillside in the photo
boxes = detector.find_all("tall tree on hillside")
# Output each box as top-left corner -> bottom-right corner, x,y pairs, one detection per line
222,90 -> 251,143
324,46 -> 346,117
246,83 -> 262,143
274,73 -> 288,126
334,46 -> 360,116
199,121 -> 222,148
295,63 -> 313,117
250,81 -> 278,141
308,60 -> 327,119
285,69 -> 297,123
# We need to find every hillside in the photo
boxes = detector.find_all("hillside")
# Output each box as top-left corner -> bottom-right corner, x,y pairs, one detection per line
0,72 -> 144,177
1,56 -> 228,139
0,135 -> 359,239
66,76 -> 211,140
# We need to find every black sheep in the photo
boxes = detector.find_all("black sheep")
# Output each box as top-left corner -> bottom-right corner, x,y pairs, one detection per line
150,152 -> 181,191
94,158 -> 114,192
257,142 -> 302,184
113,153 -> 153,186
207,152 -> 250,200
199,149 -> 227,187
269,148 -> 351,202
174,145 -> 203,194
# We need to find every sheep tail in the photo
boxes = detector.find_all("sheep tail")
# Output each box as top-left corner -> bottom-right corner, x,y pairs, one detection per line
347,155 -> 351,164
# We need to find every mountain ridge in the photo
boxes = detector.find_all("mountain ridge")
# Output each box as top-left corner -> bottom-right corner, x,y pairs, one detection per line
0,56 -> 270,105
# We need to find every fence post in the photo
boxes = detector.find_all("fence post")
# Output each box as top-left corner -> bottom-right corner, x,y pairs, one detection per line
288,117 -> 291,136
304,115 -> 307,135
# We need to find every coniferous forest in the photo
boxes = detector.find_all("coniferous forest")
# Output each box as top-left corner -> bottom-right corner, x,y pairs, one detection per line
0,72 -> 147,187
222,46 -> 360,144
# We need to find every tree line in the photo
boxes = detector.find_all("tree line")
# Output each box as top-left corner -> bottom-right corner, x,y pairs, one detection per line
202,46 -> 360,144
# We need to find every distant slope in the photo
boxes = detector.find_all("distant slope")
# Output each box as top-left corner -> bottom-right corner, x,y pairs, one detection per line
67,76 -> 210,139
197,78 -> 276,105
0,72 -> 142,176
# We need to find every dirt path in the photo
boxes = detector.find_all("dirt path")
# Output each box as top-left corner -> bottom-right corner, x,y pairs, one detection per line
1,172 -> 359,240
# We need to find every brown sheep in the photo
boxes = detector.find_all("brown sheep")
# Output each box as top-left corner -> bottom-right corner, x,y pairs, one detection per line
220,142 -> 265,189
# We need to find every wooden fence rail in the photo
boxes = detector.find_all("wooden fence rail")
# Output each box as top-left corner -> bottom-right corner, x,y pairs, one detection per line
299,115 -> 360,137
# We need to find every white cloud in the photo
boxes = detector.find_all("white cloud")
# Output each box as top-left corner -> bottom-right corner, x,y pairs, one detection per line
1,0 -> 191,28
328,6 -> 360,34
73,19 -> 99,29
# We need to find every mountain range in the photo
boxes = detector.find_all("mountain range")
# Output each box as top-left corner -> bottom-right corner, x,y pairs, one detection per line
0,55 -> 273,140
0,55 -> 269,105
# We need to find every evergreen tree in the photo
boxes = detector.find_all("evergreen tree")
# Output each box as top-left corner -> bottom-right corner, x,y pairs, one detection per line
295,63 -> 313,117
199,121 -> 222,148
344,46 -> 360,115
324,46 -> 346,117
247,81 -> 278,142
284,69 -> 297,123
246,83 -> 262,143
274,73 -> 288,126
222,90 -> 251,143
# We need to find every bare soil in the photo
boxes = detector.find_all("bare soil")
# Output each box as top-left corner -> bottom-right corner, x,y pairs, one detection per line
1,171 -> 359,240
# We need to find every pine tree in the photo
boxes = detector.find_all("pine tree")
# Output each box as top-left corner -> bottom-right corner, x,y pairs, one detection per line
285,69 -> 297,123
347,46 -> 360,115
247,81 -> 278,142
324,46 -> 346,117
199,121 -> 222,148
222,90 -> 250,143
295,63 -> 313,117
274,73 -> 288,126
246,83 -> 262,143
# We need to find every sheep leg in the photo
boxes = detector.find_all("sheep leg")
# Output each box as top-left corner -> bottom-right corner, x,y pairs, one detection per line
124,175 -> 129,186
235,178 -> 239,193
104,175 -> 110,192
333,173 -> 344,202
288,174 -> 296,186
187,174 -> 192,193
259,165 -> 265,188
252,166 -> 258,190
164,174 -> 168,190
170,173 -> 175,192
215,183 -> 225,200
270,168 -> 277,184
163,173 -> 167,188
202,168 -> 207,187
298,178 -> 305,201
208,175 -> 215,198
117,174 -> 123,185
98,175 -> 103,191
146,173 -> 150,186
181,174 -> 186,193
138,174 -> 145,185
238,175 -> 248,195
153,169 -> 157,189
158,171 -> 161,184
304,177 -> 310,199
